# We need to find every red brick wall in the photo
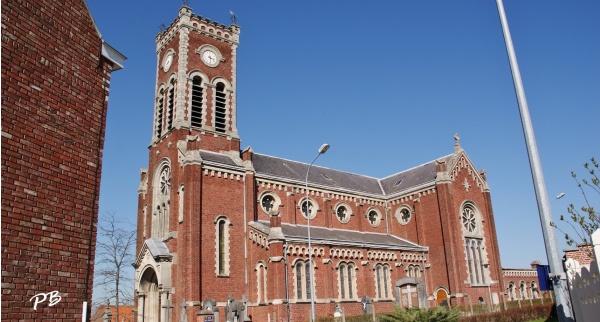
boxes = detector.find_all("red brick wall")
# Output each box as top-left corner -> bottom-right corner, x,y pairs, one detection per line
1,0 -> 117,319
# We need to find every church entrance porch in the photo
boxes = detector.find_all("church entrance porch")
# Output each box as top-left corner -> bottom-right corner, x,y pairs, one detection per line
138,268 -> 160,322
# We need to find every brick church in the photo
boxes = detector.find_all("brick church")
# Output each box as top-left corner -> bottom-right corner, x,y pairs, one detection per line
134,5 -> 503,321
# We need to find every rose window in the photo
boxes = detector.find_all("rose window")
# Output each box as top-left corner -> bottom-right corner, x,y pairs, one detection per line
159,167 -> 171,196
462,206 -> 477,233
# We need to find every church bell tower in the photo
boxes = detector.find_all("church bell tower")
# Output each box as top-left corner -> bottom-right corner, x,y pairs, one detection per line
152,5 -> 240,152
135,6 -> 242,321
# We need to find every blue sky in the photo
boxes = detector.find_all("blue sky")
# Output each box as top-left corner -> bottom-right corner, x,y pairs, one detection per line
88,0 -> 599,274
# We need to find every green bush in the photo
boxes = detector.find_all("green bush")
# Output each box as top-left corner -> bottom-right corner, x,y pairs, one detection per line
378,306 -> 461,322
459,303 -> 555,322
315,313 -> 374,322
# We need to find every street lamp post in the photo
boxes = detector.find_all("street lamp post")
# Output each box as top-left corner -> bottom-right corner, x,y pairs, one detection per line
305,143 -> 330,322
495,1 -> 573,321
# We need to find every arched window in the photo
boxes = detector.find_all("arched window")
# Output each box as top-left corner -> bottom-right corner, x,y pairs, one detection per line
215,216 -> 231,276
374,263 -> 391,299
155,88 -> 165,138
190,76 -> 204,128
461,202 -> 488,286
407,264 -> 421,278
508,282 -> 516,300
256,262 -> 268,303
293,259 -> 314,300
152,164 -> 170,239
338,262 -> 356,300
520,281 -> 527,299
177,185 -> 184,223
214,82 -> 227,133
531,281 -> 539,299
166,79 -> 175,131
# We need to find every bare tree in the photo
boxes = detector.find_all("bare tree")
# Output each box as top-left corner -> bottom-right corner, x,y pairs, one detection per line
551,157 -> 599,256
94,212 -> 136,321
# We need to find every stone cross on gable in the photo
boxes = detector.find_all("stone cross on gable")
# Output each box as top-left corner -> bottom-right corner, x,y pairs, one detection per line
463,178 -> 471,192
179,298 -> 188,322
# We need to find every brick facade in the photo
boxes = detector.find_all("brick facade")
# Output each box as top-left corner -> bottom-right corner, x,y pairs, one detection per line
133,5 -> 505,322
1,0 -> 124,320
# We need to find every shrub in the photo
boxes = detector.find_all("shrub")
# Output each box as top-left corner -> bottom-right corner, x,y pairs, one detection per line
459,303 -> 555,322
378,306 -> 461,322
316,313 -> 374,322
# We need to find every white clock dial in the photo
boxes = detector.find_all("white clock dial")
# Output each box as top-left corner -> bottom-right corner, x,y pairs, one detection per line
163,53 -> 173,71
202,50 -> 217,66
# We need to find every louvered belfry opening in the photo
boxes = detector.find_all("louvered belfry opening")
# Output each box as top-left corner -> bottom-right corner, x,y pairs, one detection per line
191,76 -> 203,128
156,90 -> 164,138
214,82 -> 227,133
167,83 -> 175,130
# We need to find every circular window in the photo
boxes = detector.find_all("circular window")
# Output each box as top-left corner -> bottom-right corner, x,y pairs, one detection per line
334,203 -> 352,223
300,198 -> 317,219
367,208 -> 381,227
461,205 -> 477,233
260,192 -> 280,215
395,207 -> 411,225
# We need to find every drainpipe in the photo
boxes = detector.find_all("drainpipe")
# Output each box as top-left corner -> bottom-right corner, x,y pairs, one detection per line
243,173 -> 249,298
284,242 -> 290,322
421,251 -> 429,308
384,200 -> 390,234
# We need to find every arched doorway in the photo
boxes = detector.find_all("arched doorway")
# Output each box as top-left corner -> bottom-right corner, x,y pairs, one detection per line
436,289 -> 449,307
139,268 -> 160,322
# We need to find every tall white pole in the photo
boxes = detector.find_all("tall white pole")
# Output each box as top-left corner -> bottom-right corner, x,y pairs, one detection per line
305,144 -> 329,322
495,1 -> 573,321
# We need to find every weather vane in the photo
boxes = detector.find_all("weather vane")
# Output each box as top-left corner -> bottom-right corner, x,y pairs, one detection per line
182,0 -> 189,6
230,10 -> 237,25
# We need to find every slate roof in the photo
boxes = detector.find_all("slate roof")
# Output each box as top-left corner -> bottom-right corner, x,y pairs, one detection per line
252,152 -> 454,196
252,153 -> 383,194
194,149 -> 456,197
199,150 -> 239,166
379,154 -> 454,195
251,220 -> 427,251
145,238 -> 171,258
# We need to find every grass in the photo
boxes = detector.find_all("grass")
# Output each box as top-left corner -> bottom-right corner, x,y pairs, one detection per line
527,318 -> 558,322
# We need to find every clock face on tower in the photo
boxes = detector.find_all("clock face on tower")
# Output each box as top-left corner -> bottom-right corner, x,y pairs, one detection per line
202,50 -> 217,66
197,45 -> 221,68
162,51 -> 174,72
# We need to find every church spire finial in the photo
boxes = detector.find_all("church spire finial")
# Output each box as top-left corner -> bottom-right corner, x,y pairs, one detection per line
182,0 -> 190,6
229,10 -> 237,25
454,133 -> 461,151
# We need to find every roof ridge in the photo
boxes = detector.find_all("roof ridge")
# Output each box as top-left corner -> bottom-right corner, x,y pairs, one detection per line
253,152 -> 380,180
379,153 -> 453,181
